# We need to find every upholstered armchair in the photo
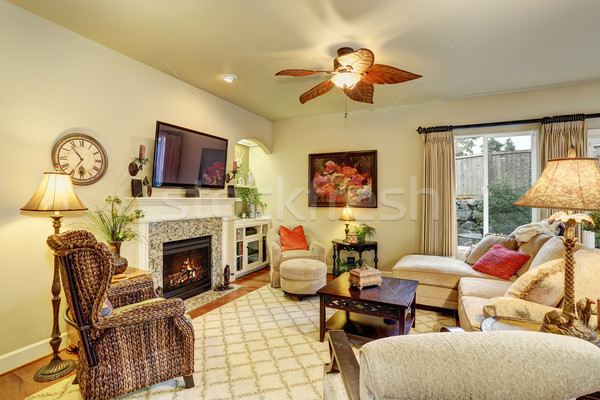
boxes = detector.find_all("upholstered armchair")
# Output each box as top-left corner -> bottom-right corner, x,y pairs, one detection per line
324,330 -> 600,400
47,230 -> 194,400
267,225 -> 326,287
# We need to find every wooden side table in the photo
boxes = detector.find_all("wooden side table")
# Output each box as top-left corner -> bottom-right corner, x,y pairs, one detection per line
331,239 -> 378,276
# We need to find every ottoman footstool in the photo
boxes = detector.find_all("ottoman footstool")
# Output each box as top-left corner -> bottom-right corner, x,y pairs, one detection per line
280,259 -> 327,300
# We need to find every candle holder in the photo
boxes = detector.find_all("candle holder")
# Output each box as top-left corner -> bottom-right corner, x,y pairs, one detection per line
129,145 -> 149,176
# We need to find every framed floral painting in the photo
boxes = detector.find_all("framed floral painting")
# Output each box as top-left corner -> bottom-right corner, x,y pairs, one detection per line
308,150 -> 377,208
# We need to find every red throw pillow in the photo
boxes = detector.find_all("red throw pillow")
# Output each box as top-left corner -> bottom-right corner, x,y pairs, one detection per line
280,225 -> 309,252
472,244 -> 531,280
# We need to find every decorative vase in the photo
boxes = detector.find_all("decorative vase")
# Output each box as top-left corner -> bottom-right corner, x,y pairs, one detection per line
247,169 -> 254,186
248,202 -> 256,218
357,234 -> 366,244
237,175 -> 245,186
108,242 -> 128,274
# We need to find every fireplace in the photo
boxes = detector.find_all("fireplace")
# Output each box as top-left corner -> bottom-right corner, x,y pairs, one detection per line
162,235 -> 212,299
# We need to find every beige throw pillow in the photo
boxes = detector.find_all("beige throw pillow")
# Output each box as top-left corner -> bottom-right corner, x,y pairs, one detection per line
505,259 -> 564,307
574,249 -> 600,305
529,236 -> 583,270
483,297 -> 559,323
515,233 -> 553,276
465,234 -> 518,266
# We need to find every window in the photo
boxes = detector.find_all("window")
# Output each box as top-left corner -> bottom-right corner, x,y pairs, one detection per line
455,131 -> 537,247
584,129 -> 600,248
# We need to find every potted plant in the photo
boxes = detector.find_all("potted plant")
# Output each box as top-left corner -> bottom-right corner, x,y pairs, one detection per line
350,223 -> 376,244
86,195 -> 144,274
236,187 -> 266,218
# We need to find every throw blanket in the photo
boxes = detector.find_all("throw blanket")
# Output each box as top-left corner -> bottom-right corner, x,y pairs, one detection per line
510,220 -> 560,244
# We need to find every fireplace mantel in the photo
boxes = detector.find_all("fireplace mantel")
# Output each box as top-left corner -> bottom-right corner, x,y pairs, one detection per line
132,197 -> 235,222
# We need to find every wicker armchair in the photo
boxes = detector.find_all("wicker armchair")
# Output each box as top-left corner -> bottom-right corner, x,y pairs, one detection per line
47,230 -> 194,400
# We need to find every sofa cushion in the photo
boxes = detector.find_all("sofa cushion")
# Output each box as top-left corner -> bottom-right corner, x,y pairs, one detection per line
280,225 -> 309,252
472,245 -> 530,280
357,331 -> 600,400
458,295 -> 489,331
464,234 -> 518,265
281,249 -> 320,262
505,259 -> 564,307
529,236 -> 583,269
574,248 -> 600,302
515,233 -> 553,276
458,277 -> 513,299
483,297 -> 558,324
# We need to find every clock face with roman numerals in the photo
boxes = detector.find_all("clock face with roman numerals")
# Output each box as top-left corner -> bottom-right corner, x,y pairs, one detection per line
51,133 -> 108,185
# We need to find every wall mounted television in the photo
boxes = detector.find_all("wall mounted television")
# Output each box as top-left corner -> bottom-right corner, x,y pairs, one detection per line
152,121 -> 228,189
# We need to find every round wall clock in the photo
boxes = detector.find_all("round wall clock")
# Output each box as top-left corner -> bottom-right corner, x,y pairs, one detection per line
51,133 -> 108,185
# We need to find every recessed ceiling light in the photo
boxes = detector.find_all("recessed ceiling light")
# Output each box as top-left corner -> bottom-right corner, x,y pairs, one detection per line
221,74 -> 238,83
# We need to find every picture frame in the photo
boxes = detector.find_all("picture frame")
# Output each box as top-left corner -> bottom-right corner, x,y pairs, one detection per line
199,148 -> 226,187
308,150 -> 377,208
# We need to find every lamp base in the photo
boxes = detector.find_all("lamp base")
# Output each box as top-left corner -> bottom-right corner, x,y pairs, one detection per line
33,356 -> 75,382
540,299 -> 600,348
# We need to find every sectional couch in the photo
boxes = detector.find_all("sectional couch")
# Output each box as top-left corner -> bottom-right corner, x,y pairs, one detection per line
393,223 -> 599,331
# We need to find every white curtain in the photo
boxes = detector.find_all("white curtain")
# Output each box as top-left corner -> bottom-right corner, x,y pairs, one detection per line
420,127 -> 457,256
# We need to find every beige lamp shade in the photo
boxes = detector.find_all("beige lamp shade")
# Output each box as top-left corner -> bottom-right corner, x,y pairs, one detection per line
339,205 -> 356,222
513,153 -> 600,212
21,172 -> 87,212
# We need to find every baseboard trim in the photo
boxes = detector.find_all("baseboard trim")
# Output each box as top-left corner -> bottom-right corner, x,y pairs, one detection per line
0,333 -> 68,375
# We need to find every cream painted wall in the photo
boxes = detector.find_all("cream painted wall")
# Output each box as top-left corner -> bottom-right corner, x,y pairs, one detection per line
0,1 -> 271,371
251,81 -> 600,272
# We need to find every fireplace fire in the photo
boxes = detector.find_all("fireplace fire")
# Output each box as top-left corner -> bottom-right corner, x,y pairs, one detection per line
162,235 -> 212,299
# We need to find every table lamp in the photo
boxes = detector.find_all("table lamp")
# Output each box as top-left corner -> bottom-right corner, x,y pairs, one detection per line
513,147 -> 600,343
339,205 -> 355,241
21,172 -> 87,381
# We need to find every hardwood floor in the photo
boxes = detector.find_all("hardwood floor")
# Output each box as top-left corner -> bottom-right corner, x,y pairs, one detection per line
0,267 -> 272,400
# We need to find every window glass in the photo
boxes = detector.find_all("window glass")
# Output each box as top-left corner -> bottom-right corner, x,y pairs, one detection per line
455,132 -> 535,247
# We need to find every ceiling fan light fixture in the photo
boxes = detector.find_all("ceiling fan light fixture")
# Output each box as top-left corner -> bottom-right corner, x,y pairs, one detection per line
331,72 -> 361,89
221,73 -> 238,83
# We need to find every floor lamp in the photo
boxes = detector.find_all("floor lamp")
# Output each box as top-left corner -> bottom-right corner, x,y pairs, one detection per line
513,147 -> 600,343
21,172 -> 87,382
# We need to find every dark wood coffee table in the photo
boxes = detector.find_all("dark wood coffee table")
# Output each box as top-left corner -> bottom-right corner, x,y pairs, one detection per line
317,272 -> 418,342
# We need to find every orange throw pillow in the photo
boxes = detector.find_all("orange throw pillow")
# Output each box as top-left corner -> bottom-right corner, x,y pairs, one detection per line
280,225 -> 309,252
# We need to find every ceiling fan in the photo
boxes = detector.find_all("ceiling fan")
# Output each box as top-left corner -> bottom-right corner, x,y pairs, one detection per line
276,47 -> 422,104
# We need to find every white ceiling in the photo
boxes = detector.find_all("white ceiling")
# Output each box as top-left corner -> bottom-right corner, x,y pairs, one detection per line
9,0 -> 600,121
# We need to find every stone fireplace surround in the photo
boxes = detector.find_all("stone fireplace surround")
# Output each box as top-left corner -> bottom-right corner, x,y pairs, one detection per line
133,197 -> 235,291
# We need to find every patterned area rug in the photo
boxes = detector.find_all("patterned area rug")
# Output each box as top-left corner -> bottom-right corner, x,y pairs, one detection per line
26,285 -> 455,400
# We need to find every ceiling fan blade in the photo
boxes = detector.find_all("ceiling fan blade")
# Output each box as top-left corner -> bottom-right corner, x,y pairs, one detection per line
299,79 -> 335,104
362,64 -> 422,84
344,81 -> 374,104
276,69 -> 331,77
334,48 -> 374,75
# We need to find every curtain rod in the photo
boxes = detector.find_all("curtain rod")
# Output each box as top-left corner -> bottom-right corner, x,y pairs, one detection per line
417,112 -> 600,134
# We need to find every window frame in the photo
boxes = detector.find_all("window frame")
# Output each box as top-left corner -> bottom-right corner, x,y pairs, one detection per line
454,129 -> 538,250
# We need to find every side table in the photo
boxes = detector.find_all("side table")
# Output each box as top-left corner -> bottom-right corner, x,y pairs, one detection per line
331,239 -> 378,276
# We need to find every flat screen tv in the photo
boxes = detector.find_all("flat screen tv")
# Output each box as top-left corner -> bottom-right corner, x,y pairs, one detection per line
152,121 -> 228,189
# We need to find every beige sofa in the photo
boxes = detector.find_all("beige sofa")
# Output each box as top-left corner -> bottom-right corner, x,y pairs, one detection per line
323,330 -> 600,400
392,232 -> 555,310
394,226 -> 599,331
